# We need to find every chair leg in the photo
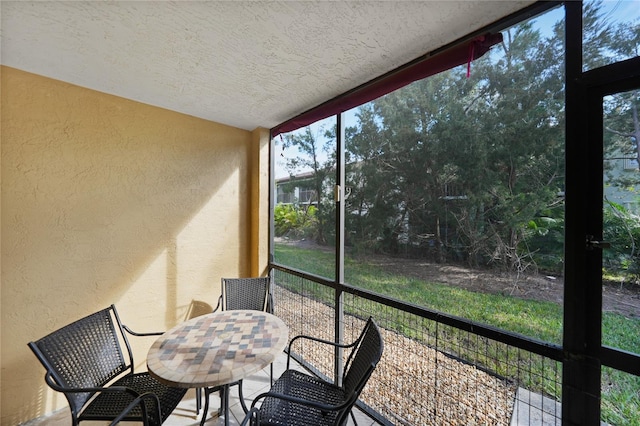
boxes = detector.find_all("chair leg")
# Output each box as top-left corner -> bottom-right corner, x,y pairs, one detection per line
270,363 -> 273,385
196,388 -> 201,415
349,409 -> 358,426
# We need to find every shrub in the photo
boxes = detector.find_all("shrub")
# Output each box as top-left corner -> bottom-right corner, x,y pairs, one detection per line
603,202 -> 640,285
274,204 -> 319,239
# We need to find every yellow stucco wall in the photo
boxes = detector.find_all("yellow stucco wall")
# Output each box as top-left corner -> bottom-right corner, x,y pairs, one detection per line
250,128 -> 271,277
1,66 -> 268,425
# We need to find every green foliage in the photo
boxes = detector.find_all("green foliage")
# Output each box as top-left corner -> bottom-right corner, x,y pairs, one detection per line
601,366 -> 640,426
280,125 -> 336,244
603,201 -> 640,285
273,204 -> 318,239
521,207 -> 565,274
335,10 -> 568,269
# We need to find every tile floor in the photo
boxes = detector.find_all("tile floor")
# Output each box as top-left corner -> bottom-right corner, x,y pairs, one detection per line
25,352 -> 379,426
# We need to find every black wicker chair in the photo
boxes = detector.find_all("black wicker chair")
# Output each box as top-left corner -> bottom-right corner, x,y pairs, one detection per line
240,316 -> 384,426
199,277 -> 274,415
28,305 -> 187,426
218,276 -> 272,314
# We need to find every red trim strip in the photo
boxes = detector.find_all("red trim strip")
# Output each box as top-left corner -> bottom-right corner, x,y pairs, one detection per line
272,33 -> 502,137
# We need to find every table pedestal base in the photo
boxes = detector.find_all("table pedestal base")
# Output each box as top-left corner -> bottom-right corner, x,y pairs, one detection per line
202,385 -> 228,426
201,381 -> 251,426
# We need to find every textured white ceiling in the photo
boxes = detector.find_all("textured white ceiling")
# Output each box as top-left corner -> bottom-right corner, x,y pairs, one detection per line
1,1 -> 535,131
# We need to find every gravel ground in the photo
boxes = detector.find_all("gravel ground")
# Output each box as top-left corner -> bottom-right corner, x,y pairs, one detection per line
275,286 -> 517,426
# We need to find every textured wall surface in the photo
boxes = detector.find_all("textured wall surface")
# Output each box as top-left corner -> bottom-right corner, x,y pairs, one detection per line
0,66 -> 262,425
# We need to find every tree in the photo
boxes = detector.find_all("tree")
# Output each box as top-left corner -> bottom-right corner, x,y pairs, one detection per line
605,90 -> 640,178
344,7 -> 566,271
598,2 -> 640,186
458,20 -> 565,269
280,126 -> 336,245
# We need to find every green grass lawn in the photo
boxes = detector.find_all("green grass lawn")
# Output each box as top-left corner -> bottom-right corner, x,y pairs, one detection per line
274,243 -> 640,425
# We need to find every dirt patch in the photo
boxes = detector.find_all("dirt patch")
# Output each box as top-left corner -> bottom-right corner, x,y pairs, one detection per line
277,238 -> 640,318
365,253 -> 640,318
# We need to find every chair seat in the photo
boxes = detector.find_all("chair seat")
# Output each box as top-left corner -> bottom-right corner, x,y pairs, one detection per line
257,370 -> 347,426
79,373 -> 187,426
242,317 -> 383,426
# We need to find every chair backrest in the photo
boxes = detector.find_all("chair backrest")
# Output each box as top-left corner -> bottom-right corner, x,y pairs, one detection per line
221,277 -> 271,313
341,317 -> 384,399
28,305 -> 132,417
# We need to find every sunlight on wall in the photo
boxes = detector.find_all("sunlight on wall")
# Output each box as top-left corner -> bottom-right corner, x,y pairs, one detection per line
1,66 -> 260,425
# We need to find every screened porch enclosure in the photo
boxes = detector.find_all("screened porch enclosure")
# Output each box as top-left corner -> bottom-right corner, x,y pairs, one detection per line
270,2 -> 640,425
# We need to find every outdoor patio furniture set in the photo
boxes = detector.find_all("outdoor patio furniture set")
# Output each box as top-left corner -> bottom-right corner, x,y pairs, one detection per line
28,278 -> 384,426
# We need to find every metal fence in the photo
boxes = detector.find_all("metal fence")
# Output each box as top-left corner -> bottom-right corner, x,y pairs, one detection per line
272,266 -> 564,426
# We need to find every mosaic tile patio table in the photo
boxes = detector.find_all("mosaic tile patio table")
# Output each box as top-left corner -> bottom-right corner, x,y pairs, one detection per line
147,309 -> 289,426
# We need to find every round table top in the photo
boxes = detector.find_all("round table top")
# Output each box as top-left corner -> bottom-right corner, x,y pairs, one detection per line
147,310 -> 289,388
